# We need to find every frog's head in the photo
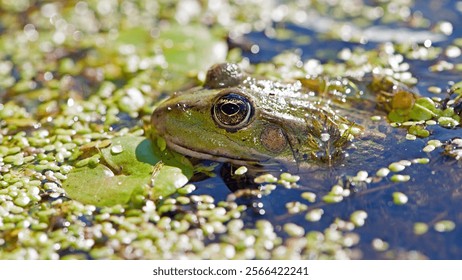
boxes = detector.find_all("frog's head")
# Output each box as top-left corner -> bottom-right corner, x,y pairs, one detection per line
151,63 -> 304,167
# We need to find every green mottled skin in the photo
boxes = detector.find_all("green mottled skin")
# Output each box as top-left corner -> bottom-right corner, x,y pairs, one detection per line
152,64 -> 373,169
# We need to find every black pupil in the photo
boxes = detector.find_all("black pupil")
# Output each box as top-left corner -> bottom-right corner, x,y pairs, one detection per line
221,103 -> 240,115
213,93 -> 252,127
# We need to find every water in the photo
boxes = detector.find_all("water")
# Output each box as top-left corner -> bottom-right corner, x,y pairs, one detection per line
194,0 -> 462,259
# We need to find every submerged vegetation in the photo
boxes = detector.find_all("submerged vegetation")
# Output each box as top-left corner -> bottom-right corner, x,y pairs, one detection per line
1,0 -> 462,259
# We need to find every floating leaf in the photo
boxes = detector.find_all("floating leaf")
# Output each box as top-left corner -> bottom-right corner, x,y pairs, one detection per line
438,116 -> 460,127
409,97 -> 439,121
451,81 -> 462,95
388,109 -> 411,123
63,164 -> 148,207
150,135 -> 194,178
63,136 -> 193,206
389,95 -> 443,123
100,137 -> 157,176
151,163 -> 189,200
408,124 -> 430,138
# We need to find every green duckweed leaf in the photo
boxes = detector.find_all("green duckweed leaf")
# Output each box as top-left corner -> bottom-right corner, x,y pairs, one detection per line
451,81 -> 462,95
409,97 -> 440,121
389,96 -> 444,123
442,107 -> 455,117
388,109 -> 411,123
408,124 -> 430,138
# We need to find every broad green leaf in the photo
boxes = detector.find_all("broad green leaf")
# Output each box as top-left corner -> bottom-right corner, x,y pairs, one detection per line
151,163 -> 189,200
150,135 -> 194,178
63,164 -> 148,207
100,136 -> 157,176
63,136 -> 193,206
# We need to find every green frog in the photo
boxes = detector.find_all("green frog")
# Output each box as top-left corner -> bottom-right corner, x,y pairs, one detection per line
151,63 -> 393,172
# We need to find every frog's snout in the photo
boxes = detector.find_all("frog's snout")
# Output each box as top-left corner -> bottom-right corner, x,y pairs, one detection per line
151,100 -> 193,136
151,105 -> 168,136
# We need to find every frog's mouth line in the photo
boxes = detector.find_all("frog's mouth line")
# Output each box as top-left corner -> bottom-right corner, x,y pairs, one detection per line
165,138 -> 260,166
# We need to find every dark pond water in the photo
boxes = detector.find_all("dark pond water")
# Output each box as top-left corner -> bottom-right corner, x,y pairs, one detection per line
192,0 -> 462,259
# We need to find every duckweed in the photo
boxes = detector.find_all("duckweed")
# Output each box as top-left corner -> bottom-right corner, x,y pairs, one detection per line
13,195 -> 31,207
438,117 -> 459,127
283,223 -> 305,238
334,218 -> 355,232
413,222 -> 429,235
305,209 -> 324,222
177,184 -> 196,195
427,86 -> 442,94
427,140 -> 442,147
355,171 -> 369,182
408,125 -> 430,138
398,160 -> 412,167
391,174 -> 411,182
330,185 -> 344,195
322,194 -> 344,204
350,210 -> 368,227
405,134 -> 417,141
388,162 -> 406,172
412,158 -> 430,164
234,166 -> 248,175
301,192 -> 317,203
254,174 -> 278,184
286,201 -> 308,214
372,238 -> 389,252
443,138 -> 462,160
434,220 -> 456,233
376,167 -> 390,177
423,145 -> 436,153
392,192 -> 409,205
280,172 -> 300,183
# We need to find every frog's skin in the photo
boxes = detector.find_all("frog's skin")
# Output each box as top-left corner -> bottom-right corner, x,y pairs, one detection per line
152,63 -> 382,170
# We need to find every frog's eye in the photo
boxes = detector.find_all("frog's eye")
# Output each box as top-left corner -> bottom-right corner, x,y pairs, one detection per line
213,92 -> 253,131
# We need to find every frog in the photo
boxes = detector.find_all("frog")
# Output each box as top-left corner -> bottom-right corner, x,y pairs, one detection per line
151,63 -> 394,173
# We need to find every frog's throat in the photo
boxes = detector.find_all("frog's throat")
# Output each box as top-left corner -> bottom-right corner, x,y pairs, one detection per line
165,140 -> 261,166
